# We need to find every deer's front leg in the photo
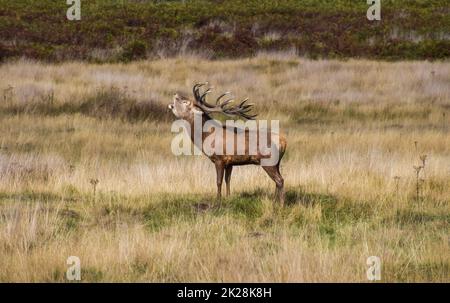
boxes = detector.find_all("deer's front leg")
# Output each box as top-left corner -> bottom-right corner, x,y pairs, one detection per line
215,162 -> 225,201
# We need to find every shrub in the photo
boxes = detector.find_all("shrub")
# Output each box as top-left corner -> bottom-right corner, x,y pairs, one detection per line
120,40 -> 148,61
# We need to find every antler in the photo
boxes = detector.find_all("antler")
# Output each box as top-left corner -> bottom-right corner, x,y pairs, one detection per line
192,83 -> 257,120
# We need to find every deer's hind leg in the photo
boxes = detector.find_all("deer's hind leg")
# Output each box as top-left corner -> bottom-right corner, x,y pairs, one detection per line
262,165 -> 284,206
225,166 -> 233,197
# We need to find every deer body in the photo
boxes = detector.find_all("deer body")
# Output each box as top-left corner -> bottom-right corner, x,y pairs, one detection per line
169,84 -> 286,205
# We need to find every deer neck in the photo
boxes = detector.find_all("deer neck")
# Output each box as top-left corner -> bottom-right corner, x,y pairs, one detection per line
186,112 -> 215,151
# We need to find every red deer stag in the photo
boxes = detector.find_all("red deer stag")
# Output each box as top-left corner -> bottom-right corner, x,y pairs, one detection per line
168,83 -> 287,206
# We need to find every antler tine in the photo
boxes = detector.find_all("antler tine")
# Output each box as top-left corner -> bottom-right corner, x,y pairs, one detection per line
238,98 -> 249,106
240,103 -> 254,111
226,98 -> 251,112
193,82 -> 208,93
220,97 -> 257,120
219,98 -> 235,108
230,106 -> 252,114
244,114 -> 256,120
201,88 -> 218,108
193,82 -> 216,107
193,83 -> 203,93
216,92 -> 231,105
200,88 -> 212,102
192,84 -> 257,120
193,83 -> 203,101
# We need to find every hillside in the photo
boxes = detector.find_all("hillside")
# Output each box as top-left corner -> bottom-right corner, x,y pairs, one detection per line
1,0 -> 449,62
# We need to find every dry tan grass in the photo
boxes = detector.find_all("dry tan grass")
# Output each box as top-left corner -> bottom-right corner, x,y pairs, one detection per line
0,55 -> 449,282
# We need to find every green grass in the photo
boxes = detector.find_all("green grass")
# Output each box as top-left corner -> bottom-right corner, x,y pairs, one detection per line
3,186 -> 446,239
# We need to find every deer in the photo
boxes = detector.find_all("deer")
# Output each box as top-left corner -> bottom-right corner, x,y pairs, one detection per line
168,83 -> 287,206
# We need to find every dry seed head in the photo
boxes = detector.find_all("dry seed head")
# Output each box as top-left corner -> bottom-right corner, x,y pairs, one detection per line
90,178 -> 99,186
420,154 -> 427,166
413,166 -> 422,174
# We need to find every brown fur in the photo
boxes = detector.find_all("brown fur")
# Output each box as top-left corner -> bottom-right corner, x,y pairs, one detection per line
169,89 -> 286,206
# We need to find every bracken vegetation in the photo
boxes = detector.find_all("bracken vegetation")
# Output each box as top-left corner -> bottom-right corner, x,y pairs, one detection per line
0,55 -> 449,281
0,0 -> 449,62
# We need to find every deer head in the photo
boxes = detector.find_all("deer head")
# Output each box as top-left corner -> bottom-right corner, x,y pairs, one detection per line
168,93 -> 200,120
168,83 -> 257,120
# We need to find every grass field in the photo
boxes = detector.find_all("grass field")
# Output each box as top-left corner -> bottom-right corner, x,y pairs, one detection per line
0,54 -> 449,282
